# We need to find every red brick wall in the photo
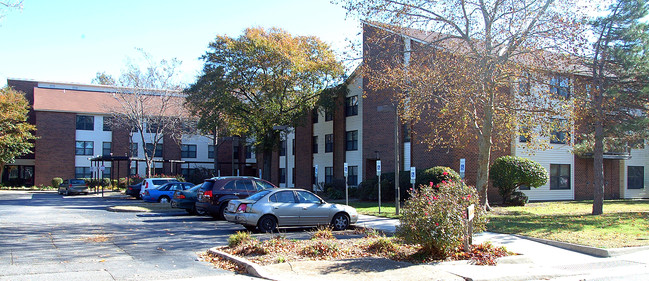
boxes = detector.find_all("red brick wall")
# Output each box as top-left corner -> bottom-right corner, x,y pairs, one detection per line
294,116 -> 314,189
332,92 -> 347,185
7,80 -> 38,160
34,111 -> 76,186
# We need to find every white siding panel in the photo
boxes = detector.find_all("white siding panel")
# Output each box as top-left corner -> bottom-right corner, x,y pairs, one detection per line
514,141 -> 575,201
404,142 -> 411,170
345,76 -> 363,186
624,148 -> 649,199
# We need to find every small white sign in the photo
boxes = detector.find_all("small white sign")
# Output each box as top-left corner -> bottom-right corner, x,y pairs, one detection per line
467,204 -> 475,220
410,167 -> 416,184
344,163 -> 348,177
376,160 -> 382,176
460,158 -> 466,173
314,165 -> 318,177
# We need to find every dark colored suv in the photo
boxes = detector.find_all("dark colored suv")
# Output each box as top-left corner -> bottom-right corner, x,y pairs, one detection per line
196,176 -> 278,219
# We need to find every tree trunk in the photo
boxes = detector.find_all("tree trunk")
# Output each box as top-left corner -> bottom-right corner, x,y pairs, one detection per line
592,112 -> 605,215
477,130 -> 493,211
262,149 -> 272,181
0,163 -> 4,185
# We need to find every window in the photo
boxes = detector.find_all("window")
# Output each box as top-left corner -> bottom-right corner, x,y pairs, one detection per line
270,191 -> 296,203
312,109 -> 319,123
103,116 -> 112,131
130,143 -> 138,157
76,115 -> 94,130
325,134 -> 334,153
550,119 -> 568,144
233,144 -> 240,157
297,190 -> 321,203
181,144 -> 197,158
182,168 -> 196,179
550,74 -> 570,98
519,127 -> 530,143
208,145 -> 215,159
75,167 -> 92,179
550,164 -> 571,190
628,166 -> 644,189
346,130 -> 358,151
312,167 -> 316,184
325,167 -> 333,184
348,166 -> 358,186
280,140 -> 286,156
75,141 -> 94,155
292,140 -> 295,155
518,184 -> 530,190
292,167 -> 295,185
312,136 -> 318,153
146,121 -> 161,133
102,142 -> 111,156
102,167 -> 111,179
325,109 -> 333,121
280,168 -> 286,184
345,96 -> 358,116
145,143 -> 163,158
403,124 -> 411,142
245,145 -> 253,159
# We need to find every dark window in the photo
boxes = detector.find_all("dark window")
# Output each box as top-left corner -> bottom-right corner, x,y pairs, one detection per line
519,127 -> 530,143
292,140 -> 295,155
154,168 -> 163,175
102,142 -> 111,156
345,96 -> 358,116
403,124 -> 411,142
348,166 -> 358,185
280,140 -> 286,156
550,74 -> 570,98
75,167 -> 92,178
223,181 -> 236,190
325,109 -> 333,121
270,191 -> 296,203
325,134 -> 334,153
325,167 -> 333,184
208,145 -> 215,159
346,131 -> 358,151
76,115 -> 94,130
312,109 -> 319,123
519,184 -> 530,190
628,166 -> 644,189
146,121 -> 161,133
280,168 -> 286,184
236,180 -> 255,192
181,144 -> 197,158
130,143 -> 138,157
550,164 -> 570,190
312,167 -> 316,184
292,167 -> 296,185
550,119 -> 568,144
181,168 -> 196,179
245,145 -> 253,159
102,167 -> 111,179
233,144 -> 240,156
103,116 -> 112,131
145,143 -> 163,157
312,136 -> 318,153
75,141 -> 94,155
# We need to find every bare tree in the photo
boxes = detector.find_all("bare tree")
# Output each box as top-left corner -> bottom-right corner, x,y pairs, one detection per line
95,52 -> 188,177
0,0 -> 22,21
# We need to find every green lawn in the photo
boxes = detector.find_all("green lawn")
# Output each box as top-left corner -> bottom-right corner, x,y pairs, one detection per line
488,200 -> 649,248
346,201 -> 400,219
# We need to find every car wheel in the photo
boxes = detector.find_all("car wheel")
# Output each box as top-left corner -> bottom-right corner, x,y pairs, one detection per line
65,189 -> 69,196
331,213 -> 350,231
218,202 -> 228,220
159,196 -> 170,204
258,215 -> 277,233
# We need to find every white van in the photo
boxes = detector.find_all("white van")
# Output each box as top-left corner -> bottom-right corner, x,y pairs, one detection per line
139,178 -> 179,198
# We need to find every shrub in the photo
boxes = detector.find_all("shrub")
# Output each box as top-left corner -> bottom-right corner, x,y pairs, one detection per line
52,178 -> 63,189
367,236 -> 398,254
489,156 -> 547,206
312,226 -> 335,240
396,180 -> 487,259
300,240 -> 340,258
357,166 -> 462,201
228,231 -> 255,248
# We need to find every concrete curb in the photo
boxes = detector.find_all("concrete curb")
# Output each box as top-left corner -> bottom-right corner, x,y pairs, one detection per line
513,234 -> 649,257
207,247 -> 274,280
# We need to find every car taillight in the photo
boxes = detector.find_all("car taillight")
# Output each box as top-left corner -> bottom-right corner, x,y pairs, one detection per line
237,203 -> 247,213
144,191 -> 149,196
177,194 -> 186,199
204,190 -> 212,198
128,187 -> 133,191
69,184 -> 72,188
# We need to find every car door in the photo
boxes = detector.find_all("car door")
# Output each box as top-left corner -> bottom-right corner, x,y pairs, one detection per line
236,179 -> 255,197
295,190 -> 330,226
268,190 -> 300,226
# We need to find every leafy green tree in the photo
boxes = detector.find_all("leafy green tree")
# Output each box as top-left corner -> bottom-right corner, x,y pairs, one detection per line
489,156 -> 547,206
187,27 -> 344,181
0,86 -> 36,184
579,0 -> 649,215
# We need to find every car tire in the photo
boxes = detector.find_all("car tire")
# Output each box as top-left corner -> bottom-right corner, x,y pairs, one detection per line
257,215 -> 277,233
331,213 -> 350,231
159,196 -> 170,204
65,189 -> 69,196
218,202 -> 228,220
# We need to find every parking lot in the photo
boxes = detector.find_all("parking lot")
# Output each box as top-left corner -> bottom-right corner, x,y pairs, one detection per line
0,190 -> 260,281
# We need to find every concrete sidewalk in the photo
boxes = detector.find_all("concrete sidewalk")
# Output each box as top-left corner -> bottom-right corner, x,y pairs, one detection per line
353,214 -> 649,281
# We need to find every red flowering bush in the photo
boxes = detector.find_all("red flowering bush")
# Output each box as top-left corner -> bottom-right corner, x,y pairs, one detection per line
396,180 -> 487,258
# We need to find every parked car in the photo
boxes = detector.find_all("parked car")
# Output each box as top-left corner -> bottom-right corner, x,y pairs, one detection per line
58,179 -> 89,196
196,176 -> 278,219
125,182 -> 142,199
171,183 -> 204,214
139,178 -> 179,198
224,188 -> 358,232
142,182 -> 195,203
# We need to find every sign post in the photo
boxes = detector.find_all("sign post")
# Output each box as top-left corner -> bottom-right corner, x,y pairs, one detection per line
460,158 -> 466,179
410,167 -> 416,191
377,160 -> 382,214
344,162 -> 349,205
464,204 -> 475,251
314,164 -> 318,191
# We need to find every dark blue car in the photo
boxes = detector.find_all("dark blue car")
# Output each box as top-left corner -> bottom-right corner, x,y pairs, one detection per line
143,182 -> 194,203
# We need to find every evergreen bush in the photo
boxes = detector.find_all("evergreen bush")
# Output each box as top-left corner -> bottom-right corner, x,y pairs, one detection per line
489,156 -> 547,206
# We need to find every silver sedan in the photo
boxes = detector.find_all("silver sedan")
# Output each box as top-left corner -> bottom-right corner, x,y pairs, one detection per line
224,188 -> 358,232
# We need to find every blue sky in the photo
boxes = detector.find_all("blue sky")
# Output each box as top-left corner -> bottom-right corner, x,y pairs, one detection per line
0,0 -> 362,87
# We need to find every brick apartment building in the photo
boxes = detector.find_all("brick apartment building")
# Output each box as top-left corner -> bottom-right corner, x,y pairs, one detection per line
280,22 -> 648,202
3,79 -> 257,187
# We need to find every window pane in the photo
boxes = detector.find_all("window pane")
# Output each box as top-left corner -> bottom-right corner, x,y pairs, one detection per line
103,116 -> 112,131
76,115 -> 94,130
312,136 -> 318,153
550,164 -> 570,190
628,166 -> 644,189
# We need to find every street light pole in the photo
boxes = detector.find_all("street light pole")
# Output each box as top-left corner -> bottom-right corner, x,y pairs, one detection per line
394,106 -> 400,216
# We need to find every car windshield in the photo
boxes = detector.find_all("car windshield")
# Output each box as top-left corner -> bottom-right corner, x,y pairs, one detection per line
152,179 -> 175,186
245,190 -> 272,201
70,180 -> 85,185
